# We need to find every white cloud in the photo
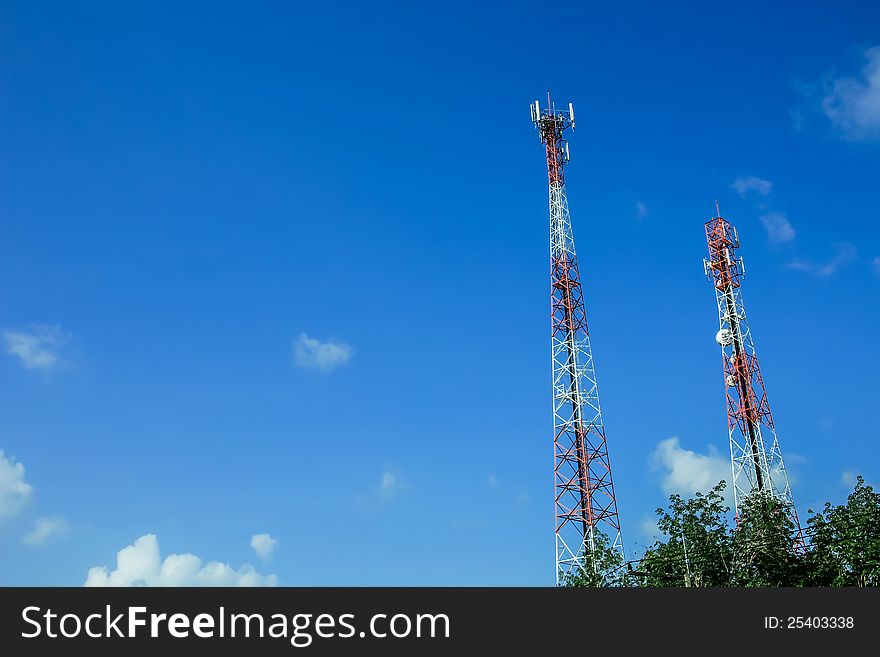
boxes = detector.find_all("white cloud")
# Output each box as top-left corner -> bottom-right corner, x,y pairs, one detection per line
821,46 -> 880,141
293,333 -> 352,373
381,472 -> 396,490
487,474 -> 497,487
731,176 -> 773,198
777,452 -> 806,488
23,516 -> 70,545
651,437 -> 730,499
872,256 -> 880,275
841,470 -> 859,488
640,516 -> 660,539
84,534 -> 278,587
378,471 -> 406,500
787,242 -> 857,277
765,463 -> 795,495
3,324 -> 71,371
759,212 -> 796,242
0,449 -> 33,519
635,200 -> 648,219
250,533 -> 278,563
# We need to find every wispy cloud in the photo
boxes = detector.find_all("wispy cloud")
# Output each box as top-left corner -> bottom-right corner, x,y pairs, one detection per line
786,242 -> 857,277
0,449 -> 33,520
759,212 -> 796,242
250,533 -> 278,563
730,177 -> 800,247
85,534 -> 277,587
292,333 -> 352,373
841,470 -> 859,488
651,437 -> 730,500
820,46 -> 880,141
379,471 -> 404,499
23,516 -> 70,546
640,516 -> 659,539
872,256 -> 880,275
381,472 -> 396,491
3,324 -> 71,372
731,176 -> 773,198
635,200 -> 648,219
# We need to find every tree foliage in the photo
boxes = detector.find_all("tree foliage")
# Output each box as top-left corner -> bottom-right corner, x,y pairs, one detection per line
803,476 -> 880,587
729,490 -> 799,586
560,476 -> 878,587
627,476 -> 878,587
561,531 -> 627,587
639,482 -> 732,587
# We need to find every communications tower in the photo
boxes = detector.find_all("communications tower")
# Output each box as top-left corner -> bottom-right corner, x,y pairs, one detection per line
531,95 -> 623,584
703,207 -> 802,541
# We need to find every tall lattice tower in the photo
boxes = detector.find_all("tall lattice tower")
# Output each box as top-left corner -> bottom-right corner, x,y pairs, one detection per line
703,207 -> 802,541
531,95 -> 623,585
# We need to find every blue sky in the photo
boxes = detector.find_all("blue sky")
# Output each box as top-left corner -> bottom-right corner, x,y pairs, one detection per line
1,0 -> 878,585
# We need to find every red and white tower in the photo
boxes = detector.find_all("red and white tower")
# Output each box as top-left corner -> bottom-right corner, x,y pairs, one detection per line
703,208 -> 802,541
532,96 -> 623,584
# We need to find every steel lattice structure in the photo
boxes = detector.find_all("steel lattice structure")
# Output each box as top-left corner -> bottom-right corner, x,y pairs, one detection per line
531,96 -> 623,585
703,209 -> 803,544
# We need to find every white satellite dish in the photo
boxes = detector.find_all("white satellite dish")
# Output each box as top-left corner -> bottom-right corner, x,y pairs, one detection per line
715,328 -> 733,346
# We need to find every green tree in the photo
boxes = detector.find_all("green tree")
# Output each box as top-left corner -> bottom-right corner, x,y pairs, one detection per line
561,477 -> 880,588
561,531 -> 627,587
730,490 -> 801,586
639,481 -> 732,587
804,476 -> 880,587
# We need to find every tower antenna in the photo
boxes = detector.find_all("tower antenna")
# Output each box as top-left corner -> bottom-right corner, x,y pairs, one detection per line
702,211 -> 804,548
532,98 -> 625,584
